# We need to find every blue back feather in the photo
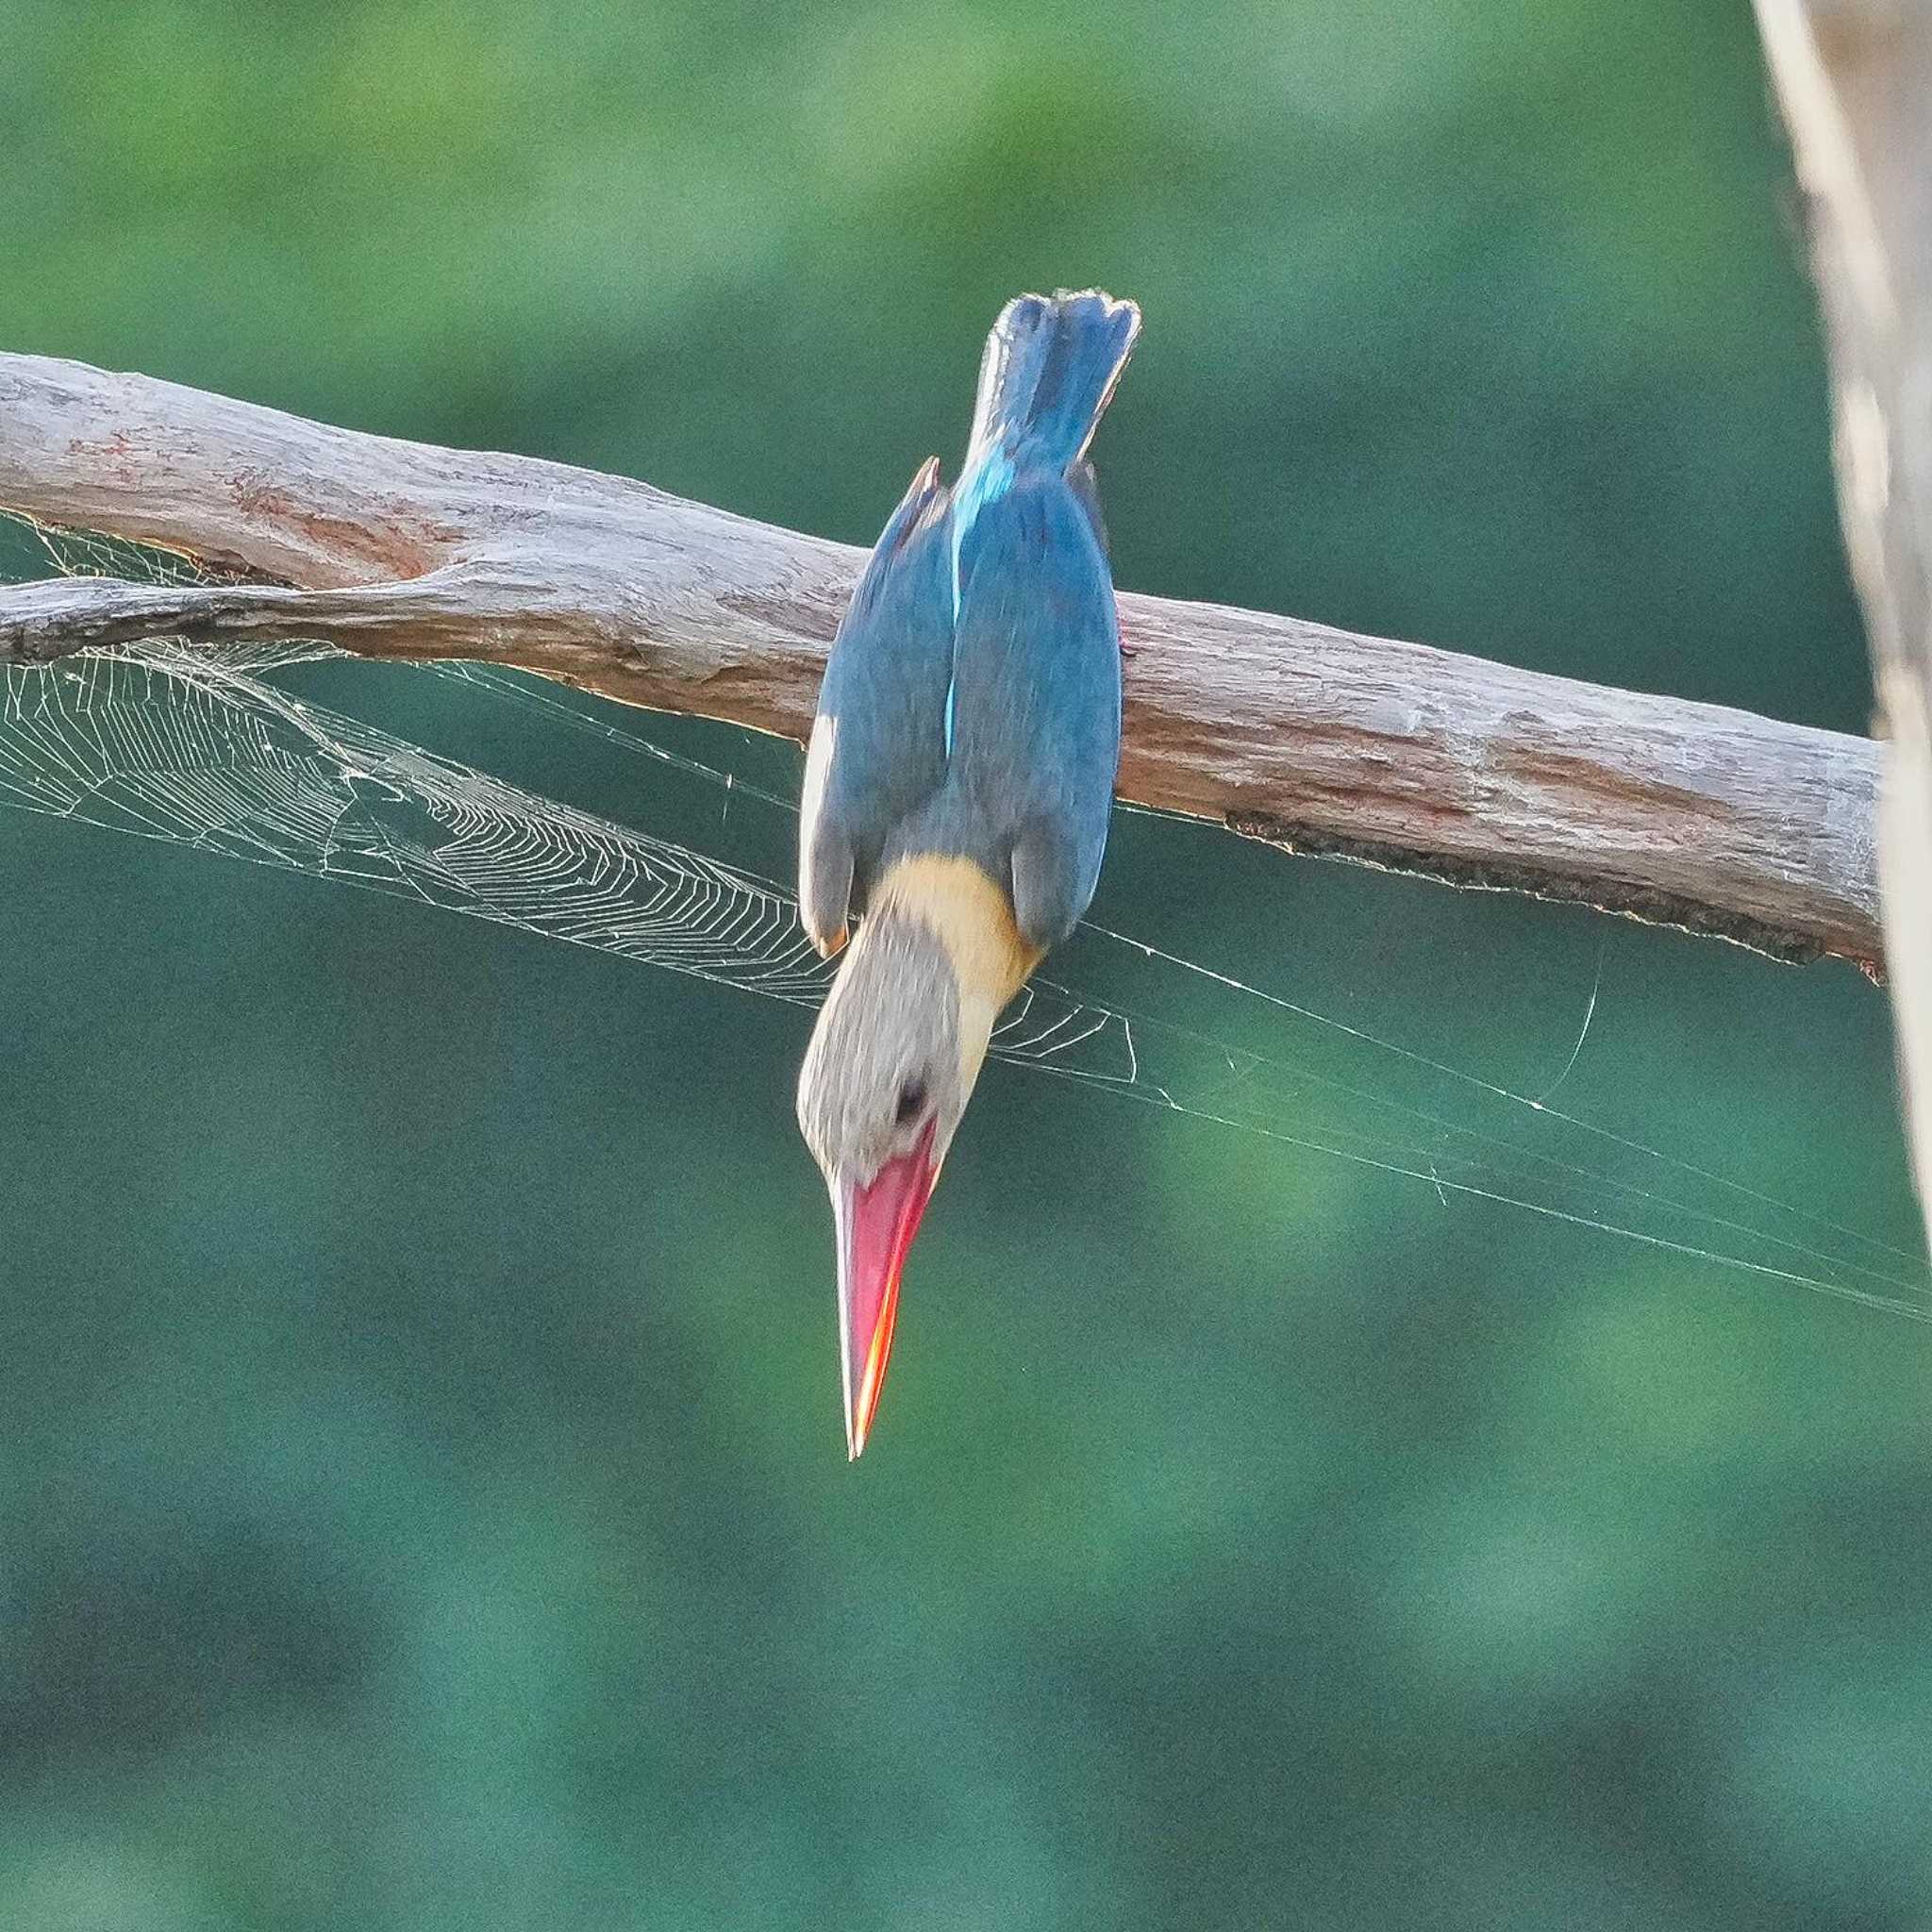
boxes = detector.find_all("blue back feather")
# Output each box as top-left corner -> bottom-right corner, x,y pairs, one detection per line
801,291 -> 1140,956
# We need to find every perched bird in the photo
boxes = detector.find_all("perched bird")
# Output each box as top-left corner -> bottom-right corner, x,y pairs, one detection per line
795,289 -> 1141,1457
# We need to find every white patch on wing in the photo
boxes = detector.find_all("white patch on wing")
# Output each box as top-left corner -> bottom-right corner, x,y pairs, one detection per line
798,711 -> 841,924
946,446 -> 1017,752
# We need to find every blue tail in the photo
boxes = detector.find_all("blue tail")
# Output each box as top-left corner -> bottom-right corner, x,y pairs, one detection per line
965,289 -> 1140,474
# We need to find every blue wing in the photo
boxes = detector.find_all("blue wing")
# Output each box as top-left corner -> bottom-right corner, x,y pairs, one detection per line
944,462 -> 1122,949
798,458 -> 952,952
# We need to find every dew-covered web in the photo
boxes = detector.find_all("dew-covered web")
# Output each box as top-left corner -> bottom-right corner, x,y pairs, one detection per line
3,511 -> 1926,1319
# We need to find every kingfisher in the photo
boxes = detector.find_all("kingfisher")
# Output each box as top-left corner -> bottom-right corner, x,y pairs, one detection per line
795,289 -> 1141,1457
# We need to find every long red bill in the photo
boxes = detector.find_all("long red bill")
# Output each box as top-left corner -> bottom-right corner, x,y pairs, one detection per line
834,1119 -> 939,1459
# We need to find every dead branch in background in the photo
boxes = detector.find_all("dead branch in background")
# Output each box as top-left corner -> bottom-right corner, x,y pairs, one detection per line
1756,0 -> 1932,1231
0,350 -> 1884,970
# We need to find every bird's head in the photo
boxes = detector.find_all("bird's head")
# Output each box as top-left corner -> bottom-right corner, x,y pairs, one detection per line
796,858 -> 1036,1457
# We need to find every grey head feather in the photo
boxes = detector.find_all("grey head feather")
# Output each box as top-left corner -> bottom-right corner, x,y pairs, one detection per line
796,911 -> 969,1188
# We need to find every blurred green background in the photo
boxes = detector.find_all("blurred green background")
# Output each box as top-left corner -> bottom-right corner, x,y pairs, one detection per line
5,1 -> 1932,1927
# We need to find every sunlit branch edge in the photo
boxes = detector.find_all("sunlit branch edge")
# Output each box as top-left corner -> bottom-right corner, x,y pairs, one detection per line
1752,0 -> 1932,1227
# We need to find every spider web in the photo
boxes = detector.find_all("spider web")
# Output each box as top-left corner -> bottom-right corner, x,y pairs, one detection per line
2,510 -> 1925,1320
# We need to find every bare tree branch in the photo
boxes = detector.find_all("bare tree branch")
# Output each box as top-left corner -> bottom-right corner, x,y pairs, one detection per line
0,350 -> 1884,970
1756,0 -> 1932,1218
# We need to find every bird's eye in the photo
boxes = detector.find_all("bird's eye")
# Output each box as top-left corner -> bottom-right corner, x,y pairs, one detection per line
894,1076 -> 927,1125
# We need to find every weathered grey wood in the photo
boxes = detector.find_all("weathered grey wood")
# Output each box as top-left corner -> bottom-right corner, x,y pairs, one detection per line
0,350 -> 1886,969
1756,0 -> 1932,1218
